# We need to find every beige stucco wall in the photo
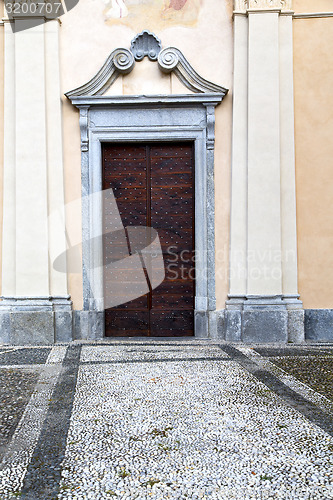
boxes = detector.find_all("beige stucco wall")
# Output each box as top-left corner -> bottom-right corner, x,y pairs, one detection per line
59,0 -> 233,310
0,9 -> 4,296
293,0 -> 333,14
293,13 -> 333,308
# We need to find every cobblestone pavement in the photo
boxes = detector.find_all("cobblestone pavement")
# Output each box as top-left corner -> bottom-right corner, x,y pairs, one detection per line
0,340 -> 333,499
253,346 -> 333,403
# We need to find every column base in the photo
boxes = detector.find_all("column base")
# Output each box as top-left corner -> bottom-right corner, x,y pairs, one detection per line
223,295 -> 305,343
0,296 -> 73,345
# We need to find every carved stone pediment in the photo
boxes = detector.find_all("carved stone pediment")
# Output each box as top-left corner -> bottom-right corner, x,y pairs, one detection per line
65,31 -> 228,99
234,0 -> 292,11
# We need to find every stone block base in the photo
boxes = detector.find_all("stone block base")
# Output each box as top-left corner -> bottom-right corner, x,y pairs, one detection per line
6,299 -> 331,345
73,311 -> 104,340
305,310 -> 333,341
12,312 -> 55,345
0,311 -> 57,345
0,296 -> 73,345
194,311 -> 209,338
225,309 -> 242,342
287,309 -> 305,343
221,295 -> 305,343
241,308 -> 288,343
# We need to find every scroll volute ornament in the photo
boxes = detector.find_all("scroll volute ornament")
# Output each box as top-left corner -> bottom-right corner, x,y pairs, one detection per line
66,31 -> 228,98
234,0 -> 292,10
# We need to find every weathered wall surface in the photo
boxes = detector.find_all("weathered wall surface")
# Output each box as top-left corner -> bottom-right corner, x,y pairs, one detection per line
59,0 -> 233,310
293,8 -> 333,308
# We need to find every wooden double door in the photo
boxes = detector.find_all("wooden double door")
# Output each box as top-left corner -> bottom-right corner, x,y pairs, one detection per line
102,142 -> 195,337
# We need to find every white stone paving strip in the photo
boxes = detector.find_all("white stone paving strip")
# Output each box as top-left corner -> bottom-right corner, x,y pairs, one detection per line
238,346 -> 333,417
0,348 -> 21,355
58,344 -> 333,499
0,345 -> 67,498
46,345 -> 68,365
79,343 -> 225,363
0,364 -> 46,370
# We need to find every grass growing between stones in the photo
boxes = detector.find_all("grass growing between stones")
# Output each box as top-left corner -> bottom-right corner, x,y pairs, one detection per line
150,426 -> 173,438
142,478 -> 160,487
260,474 -> 273,482
270,356 -> 333,402
118,467 -> 130,479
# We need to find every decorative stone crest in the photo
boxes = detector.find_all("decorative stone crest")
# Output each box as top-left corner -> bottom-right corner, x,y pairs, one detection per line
234,0 -> 292,11
130,30 -> 162,61
66,32 -> 228,98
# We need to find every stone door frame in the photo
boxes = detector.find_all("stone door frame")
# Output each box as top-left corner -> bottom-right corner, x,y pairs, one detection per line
70,94 -> 223,338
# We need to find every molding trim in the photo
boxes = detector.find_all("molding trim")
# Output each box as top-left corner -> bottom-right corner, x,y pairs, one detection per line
0,295 -> 72,308
234,0 -> 292,12
69,94 -> 225,154
293,12 -> 333,19
69,94 -> 225,107
66,32 -> 228,98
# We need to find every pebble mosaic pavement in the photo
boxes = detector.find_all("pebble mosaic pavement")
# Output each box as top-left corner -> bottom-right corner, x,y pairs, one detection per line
0,341 -> 332,499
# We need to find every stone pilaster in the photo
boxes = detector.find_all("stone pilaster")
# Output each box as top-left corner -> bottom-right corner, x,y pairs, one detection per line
227,0 -> 304,343
0,18 -> 72,345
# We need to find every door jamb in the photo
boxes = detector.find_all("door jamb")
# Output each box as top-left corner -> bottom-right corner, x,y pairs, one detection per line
71,95 -> 223,339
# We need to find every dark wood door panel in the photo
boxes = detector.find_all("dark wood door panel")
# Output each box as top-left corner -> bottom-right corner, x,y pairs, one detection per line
152,293 -> 194,309
153,186 -> 193,199
105,310 -> 149,337
103,144 -> 147,160
103,142 -> 194,337
150,174 -> 193,187
150,310 -> 194,337
108,187 -> 147,200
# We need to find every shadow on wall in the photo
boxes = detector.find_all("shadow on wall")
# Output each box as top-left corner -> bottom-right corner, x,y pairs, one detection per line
5,0 -> 80,32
